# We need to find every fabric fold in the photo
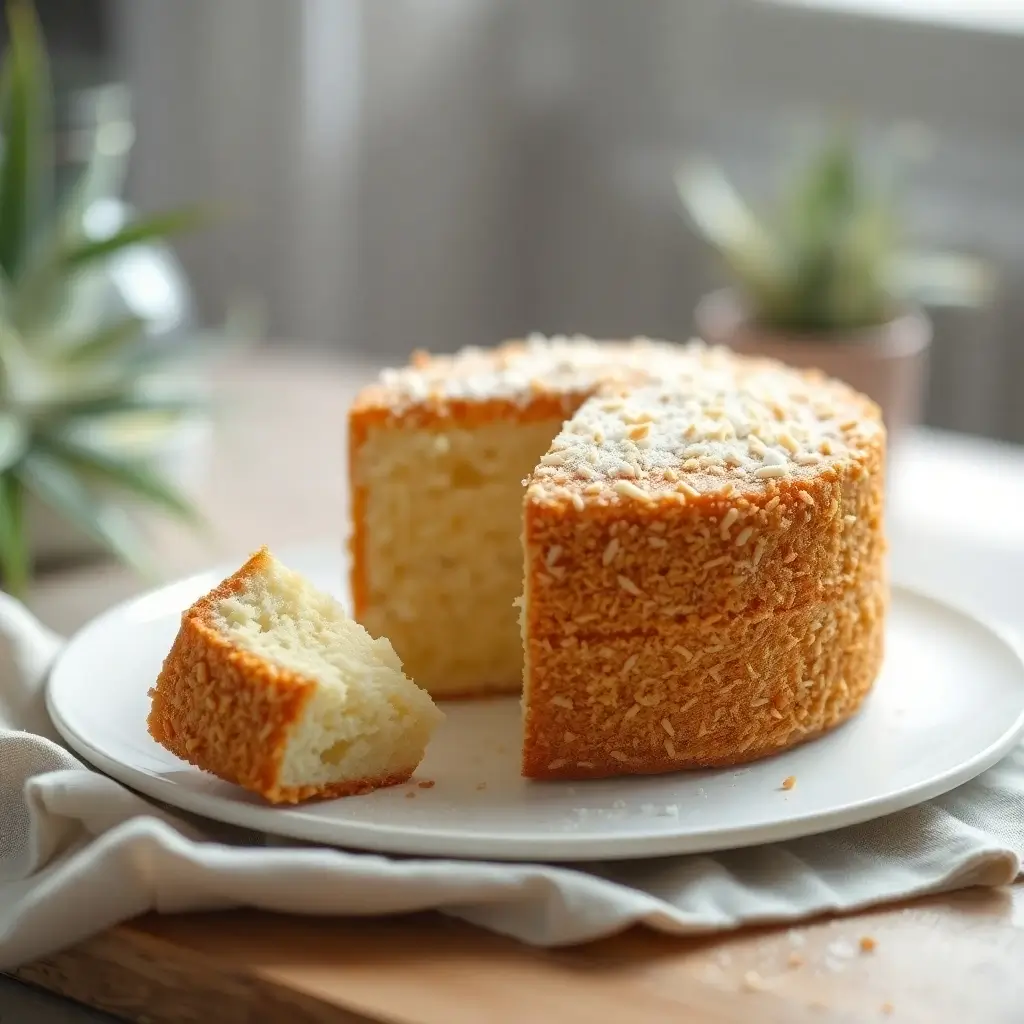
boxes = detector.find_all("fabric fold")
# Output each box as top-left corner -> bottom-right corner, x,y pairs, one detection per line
1,590 -> 1021,968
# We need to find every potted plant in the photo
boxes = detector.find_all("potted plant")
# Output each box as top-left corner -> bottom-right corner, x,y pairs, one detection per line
0,1 -> 232,595
676,126 -> 990,442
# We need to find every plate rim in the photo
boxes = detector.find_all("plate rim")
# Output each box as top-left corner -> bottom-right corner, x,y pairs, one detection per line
45,557 -> 1024,862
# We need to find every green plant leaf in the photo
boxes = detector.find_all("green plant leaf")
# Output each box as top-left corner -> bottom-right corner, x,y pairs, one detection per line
676,159 -> 791,316
20,452 -> 155,578
37,433 -> 204,525
0,471 -> 28,595
13,204 -> 209,336
788,127 -> 858,235
0,0 -> 52,281
61,207 -> 209,271
832,199 -> 898,326
678,122 -> 989,334
0,265 -> 12,319
50,391 -> 209,422
59,87 -> 133,226
676,161 -> 775,267
0,411 -> 26,471
888,251 -> 994,309
63,315 -> 147,366
0,321 -> 56,409
12,95 -> 134,335
0,320 -> 26,378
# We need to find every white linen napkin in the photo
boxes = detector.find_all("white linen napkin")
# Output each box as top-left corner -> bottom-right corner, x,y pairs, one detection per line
2,592 -> 1023,971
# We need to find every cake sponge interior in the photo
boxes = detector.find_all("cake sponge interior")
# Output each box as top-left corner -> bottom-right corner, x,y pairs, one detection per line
354,417 -> 564,696
211,553 -> 443,790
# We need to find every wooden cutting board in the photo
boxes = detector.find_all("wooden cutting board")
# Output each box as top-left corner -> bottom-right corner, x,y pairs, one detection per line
11,883 -> 1024,1023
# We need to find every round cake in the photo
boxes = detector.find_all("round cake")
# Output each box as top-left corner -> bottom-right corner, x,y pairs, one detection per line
347,335 -> 887,781
520,347 -> 887,779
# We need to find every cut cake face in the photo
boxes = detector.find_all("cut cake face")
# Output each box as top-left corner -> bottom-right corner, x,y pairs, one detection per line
347,335 -> 698,698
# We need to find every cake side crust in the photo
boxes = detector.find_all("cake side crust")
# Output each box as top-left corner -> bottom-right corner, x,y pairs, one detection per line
147,548 -> 417,804
520,360 -> 887,780
523,437 -> 885,637
521,579 -> 886,779
147,603 -> 318,803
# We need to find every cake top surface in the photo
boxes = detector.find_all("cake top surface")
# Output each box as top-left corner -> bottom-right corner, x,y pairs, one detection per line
368,334 -> 694,410
527,355 -> 883,507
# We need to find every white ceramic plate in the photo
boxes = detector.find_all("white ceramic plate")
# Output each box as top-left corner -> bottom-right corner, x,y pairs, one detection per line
47,545 -> 1024,862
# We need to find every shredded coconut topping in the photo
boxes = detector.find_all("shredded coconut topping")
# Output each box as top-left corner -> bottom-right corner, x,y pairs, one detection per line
375,333 -> 694,407
527,349 -> 881,503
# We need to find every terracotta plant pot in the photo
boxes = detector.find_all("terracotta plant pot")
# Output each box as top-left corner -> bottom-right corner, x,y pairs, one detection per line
695,288 -> 932,445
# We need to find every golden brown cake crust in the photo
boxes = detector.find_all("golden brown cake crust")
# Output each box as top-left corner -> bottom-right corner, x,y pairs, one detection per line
525,443 -> 885,635
522,580 -> 886,779
146,547 -> 413,804
521,361 -> 887,780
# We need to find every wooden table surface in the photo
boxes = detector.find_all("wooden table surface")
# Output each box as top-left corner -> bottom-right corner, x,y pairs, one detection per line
9,350 -> 1024,1024
14,885 -> 1024,1024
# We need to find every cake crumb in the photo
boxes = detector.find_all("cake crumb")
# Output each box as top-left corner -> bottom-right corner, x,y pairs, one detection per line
787,951 -> 804,968
405,791 -> 416,799
881,1001 -> 894,1015
417,779 -> 436,789
476,781 -> 487,791
859,935 -> 877,953
826,938 -> 856,962
741,970 -> 767,992
782,775 -> 796,790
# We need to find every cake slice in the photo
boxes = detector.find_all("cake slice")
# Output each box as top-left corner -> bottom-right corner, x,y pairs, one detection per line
147,547 -> 443,803
521,353 -> 887,780
348,334 -> 693,698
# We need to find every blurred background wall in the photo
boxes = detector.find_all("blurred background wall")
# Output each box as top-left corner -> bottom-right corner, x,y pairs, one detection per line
34,0 -> 1024,442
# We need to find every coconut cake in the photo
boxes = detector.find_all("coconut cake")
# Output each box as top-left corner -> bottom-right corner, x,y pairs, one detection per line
520,353 -> 886,779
